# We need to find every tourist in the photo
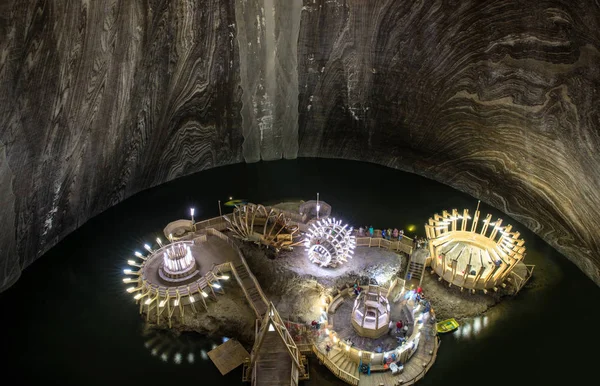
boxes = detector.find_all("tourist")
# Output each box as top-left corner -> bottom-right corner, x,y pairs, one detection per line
399,229 -> 404,240
387,228 -> 392,240
369,226 -> 374,237
392,228 -> 399,239
381,229 -> 386,239
326,343 -> 332,356
396,320 -> 403,333
358,227 -> 364,236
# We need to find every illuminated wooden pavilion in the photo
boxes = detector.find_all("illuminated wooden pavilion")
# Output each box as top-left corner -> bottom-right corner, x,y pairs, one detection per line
424,204 -> 528,293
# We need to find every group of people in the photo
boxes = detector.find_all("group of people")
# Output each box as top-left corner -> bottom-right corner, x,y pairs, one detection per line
413,236 -> 427,249
357,226 -> 405,241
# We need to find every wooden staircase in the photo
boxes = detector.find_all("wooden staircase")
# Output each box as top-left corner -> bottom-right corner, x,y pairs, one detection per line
328,347 -> 360,380
406,260 -> 425,286
232,263 -> 268,317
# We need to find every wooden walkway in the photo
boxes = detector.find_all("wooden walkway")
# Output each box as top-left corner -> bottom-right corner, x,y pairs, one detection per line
358,318 -> 439,386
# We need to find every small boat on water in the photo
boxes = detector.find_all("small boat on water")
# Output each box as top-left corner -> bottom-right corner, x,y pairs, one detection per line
224,199 -> 248,207
436,318 -> 459,334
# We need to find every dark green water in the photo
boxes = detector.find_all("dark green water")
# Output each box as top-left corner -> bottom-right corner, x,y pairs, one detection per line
1,158 -> 599,385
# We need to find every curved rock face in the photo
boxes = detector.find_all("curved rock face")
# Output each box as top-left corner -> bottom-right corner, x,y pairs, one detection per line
1,0 -> 599,291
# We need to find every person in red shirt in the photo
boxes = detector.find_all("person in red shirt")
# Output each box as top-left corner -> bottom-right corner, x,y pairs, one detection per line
396,320 -> 403,333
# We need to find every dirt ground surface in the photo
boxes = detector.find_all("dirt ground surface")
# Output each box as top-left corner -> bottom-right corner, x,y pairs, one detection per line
236,238 -> 406,322
419,267 -> 512,322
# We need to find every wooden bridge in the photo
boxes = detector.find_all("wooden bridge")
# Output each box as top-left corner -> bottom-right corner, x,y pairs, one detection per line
205,229 -> 308,385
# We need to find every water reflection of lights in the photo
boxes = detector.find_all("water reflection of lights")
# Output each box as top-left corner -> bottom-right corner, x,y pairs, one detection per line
453,315 -> 491,340
142,328 -> 220,365
462,322 -> 472,338
472,316 -> 482,334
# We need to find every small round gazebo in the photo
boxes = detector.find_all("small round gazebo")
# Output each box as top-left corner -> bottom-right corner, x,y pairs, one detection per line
351,286 -> 391,339
158,243 -> 199,282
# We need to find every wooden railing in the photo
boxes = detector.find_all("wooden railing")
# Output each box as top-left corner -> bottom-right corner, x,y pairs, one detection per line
312,345 -> 359,386
355,236 -> 413,255
194,216 -> 228,231
267,302 -> 306,377
402,335 -> 440,385
508,263 -> 535,294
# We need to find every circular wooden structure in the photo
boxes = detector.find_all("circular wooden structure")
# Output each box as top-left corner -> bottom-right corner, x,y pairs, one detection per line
304,218 -> 356,267
122,235 -> 232,327
350,286 -> 390,339
158,243 -> 199,282
224,203 -> 303,251
425,208 -> 526,291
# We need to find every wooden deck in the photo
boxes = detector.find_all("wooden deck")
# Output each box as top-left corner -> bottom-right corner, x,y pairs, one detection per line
208,338 -> 250,375
358,322 -> 439,386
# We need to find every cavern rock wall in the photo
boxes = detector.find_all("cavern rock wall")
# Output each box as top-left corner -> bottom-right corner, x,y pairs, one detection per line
235,0 -> 302,161
297,0 -> 600,285
0,0 -> 243,291
1,0 -> 600,292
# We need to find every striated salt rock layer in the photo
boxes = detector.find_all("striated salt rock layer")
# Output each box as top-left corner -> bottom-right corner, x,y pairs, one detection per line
1,0 -> 599,291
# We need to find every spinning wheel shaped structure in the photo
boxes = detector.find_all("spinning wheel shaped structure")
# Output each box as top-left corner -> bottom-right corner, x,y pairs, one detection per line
304,218 -> 356,267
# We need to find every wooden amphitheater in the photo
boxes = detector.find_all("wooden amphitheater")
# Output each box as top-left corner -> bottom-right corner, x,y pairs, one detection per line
424,204 -> 534,293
